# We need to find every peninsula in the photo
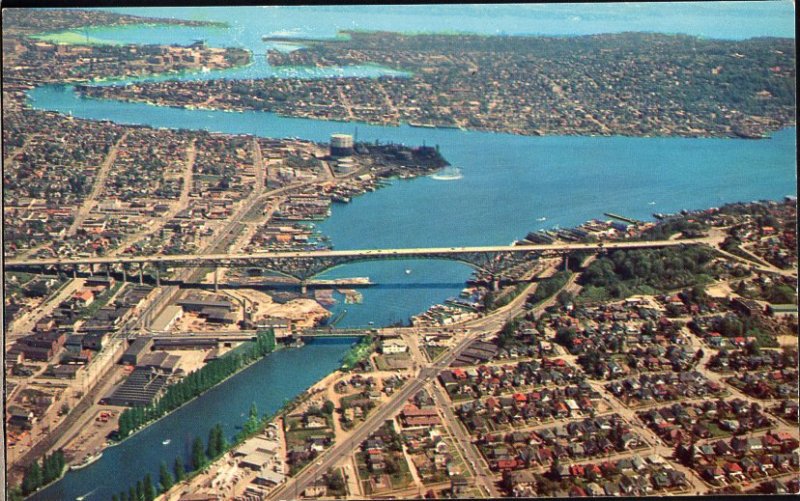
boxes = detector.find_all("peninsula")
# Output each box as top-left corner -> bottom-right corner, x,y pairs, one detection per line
79,31 -> 796,138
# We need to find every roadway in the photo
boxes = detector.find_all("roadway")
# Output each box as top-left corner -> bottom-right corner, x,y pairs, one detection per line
4,237 -> 708,268
267,265 -> 546,500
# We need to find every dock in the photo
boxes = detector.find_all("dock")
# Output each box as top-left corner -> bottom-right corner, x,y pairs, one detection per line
604,212 -> 641,224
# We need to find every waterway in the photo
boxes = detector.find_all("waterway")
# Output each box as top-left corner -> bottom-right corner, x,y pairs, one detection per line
27,84 -> 798,327
29,338 -> 357,501
16,6 -> 798,496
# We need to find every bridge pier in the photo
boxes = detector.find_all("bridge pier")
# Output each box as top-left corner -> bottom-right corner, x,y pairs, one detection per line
105,263 -> 111,280
490,276 -> 500,291
138,262 -> 144,285
89,263 -> 95,275
213,266 -> 218,293
122,267 -> 127,283
155,267 -> 160,287
72,266 -> 78,279
300,281 -> 308,295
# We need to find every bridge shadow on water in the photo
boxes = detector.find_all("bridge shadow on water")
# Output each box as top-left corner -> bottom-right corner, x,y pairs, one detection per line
179,281 -> 470,291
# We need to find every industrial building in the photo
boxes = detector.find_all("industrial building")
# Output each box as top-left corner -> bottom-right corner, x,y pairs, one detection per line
120,336 -> 154,365
100,367 -> 169,407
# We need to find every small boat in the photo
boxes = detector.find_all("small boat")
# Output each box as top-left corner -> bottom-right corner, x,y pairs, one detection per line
70,452 -> 102,471
162,439 -> 171,445
536,217 -> 547,222
648,201 -> 656,205
405,269 -> 412,274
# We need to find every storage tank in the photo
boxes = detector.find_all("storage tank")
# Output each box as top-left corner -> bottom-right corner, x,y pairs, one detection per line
330,133 -> 354,157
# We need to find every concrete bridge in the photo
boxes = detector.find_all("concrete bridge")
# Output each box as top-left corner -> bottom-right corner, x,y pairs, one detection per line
4,239 -> 706,292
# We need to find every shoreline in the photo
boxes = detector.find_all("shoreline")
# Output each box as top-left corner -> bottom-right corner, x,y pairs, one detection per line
100,340 -> 285,451
45,84 -> 795,141
67,84 -> 790,140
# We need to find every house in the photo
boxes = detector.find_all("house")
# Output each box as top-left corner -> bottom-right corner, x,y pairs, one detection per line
724,461 -> 744,479
72,289 -> 95,307
450,475 -> 468,496
7,406 -> 35,429
585,482 -> 605,496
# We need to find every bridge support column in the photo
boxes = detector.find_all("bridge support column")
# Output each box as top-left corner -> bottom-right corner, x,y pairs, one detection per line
138,262 -> 144,285
122,267 -> 127,283
105,263 -> 111,280
564,256 -> 569,272
155,267 -> 160,288
89,263 -> 95,275
72,266 -> 78,279
490,276 -> 500,291
214,266 -> 219,293
300,281 -> 308,295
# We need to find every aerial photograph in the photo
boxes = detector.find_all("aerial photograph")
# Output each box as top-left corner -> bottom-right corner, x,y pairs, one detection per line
1,2 -> 797,500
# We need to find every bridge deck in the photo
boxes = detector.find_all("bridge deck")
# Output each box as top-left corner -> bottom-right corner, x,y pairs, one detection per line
5,239 -> 705,268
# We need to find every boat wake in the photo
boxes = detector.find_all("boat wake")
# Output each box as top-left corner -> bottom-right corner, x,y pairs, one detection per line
431,166 -> 463,181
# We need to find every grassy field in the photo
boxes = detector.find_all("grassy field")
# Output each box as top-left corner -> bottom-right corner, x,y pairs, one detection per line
31,31 -> 121,46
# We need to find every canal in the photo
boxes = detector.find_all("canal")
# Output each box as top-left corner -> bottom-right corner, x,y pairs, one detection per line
29,338 -> 358,501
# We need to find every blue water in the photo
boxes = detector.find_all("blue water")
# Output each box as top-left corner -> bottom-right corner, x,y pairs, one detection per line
16,4 -> 798,498
66,3 -> 795,42
29,338 -> 356,501
27,83 -> 798,326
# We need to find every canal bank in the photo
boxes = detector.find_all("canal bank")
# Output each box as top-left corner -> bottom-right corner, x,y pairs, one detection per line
28,338 -> 358,501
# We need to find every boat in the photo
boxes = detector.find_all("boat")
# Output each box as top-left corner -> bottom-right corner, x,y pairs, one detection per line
536,217 -> 547,222
405,269 -> 412,274
162,439 -> 171,445
648,201 -> 656,205
76,489 -> 96,501
201,66 -> 210,73
70,452 -> 102,471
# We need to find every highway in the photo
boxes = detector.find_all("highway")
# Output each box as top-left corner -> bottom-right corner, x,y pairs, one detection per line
4,237 -> 708,268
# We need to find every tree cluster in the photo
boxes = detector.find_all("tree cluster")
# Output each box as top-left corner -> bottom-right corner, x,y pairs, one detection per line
579,246 -> 716,301
21,449 -> 66,495
116,330 -> 275,439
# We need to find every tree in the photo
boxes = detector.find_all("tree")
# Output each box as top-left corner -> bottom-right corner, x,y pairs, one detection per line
136,480 -> 144,501
159,461 -> 174,493
207,426 -> 220,458
21,460 -> 42,495
191,437 -> 207,471
213,423 -> 226,457
143,474 -> 156,501
128,486 -> 137,501
322,400 -> 335,415
174,456 -> 185,482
